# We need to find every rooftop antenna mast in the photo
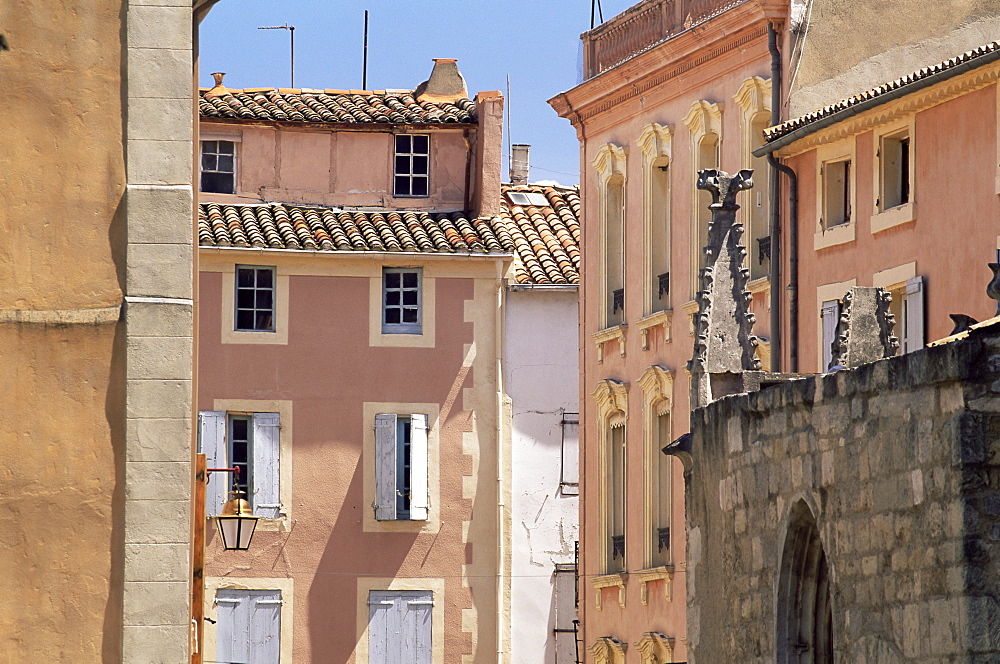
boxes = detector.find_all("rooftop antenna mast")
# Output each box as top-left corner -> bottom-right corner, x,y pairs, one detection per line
362,10 -> 369,89
590,0 -> 604,29
258,24 -> 296,88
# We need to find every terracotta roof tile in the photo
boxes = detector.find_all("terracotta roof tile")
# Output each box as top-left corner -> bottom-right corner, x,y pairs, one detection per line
764,41 -> 1000,145
197,184 -> 581,285
199,89 -> 477,125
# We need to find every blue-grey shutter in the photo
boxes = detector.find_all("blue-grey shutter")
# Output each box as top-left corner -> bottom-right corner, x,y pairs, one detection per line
821,300 -> 840,371
904,276 -> 925,353
250,590 -> 282,664
215,589 -> 250,664
408,414 -> 429,521
368,590 -> 432,664
374,414 -> 398,520
199,411 -> 226,517
252,412 -> 281,518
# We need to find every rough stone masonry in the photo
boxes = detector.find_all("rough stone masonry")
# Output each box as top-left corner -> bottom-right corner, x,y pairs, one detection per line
683,320 -> 1000,663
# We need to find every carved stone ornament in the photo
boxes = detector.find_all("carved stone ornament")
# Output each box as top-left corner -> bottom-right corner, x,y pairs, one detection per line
591,636 -> 628,664
637,365 -> 674,416
687,168 -> 760,407
987,262 -> 1000,315
593,379 -> 628,428
829,287 -> 899,370
634,631 -> 675,664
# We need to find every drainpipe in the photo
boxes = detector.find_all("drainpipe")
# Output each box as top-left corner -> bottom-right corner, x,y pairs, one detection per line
767,22 -> 799,372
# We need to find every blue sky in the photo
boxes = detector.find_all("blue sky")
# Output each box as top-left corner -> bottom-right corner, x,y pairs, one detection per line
199,0 -> 637,186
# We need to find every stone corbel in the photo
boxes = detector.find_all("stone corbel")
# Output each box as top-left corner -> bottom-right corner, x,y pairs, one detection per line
635,310 -> 672,350
680,299 -> 699,335
592,324 -> 627,363
591,572 -> 628,610
634,566 -> 673,605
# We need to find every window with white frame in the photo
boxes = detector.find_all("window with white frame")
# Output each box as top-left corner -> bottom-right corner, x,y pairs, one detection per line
198,411 -> 281,518
382,268 -> 422,334
749,114 -> 772,280
394,134 -> 430,197
693,133 -> 719,295
236,266 -> 276,332
649,160 -> 671,313
605,175 -> 626,325
374,413 -> 429,521
368,590 -> 433,663
652,413 -> 672,566
608,425 -> 626,572
879,130 -> 911,211
215,588 -> 282,664
886,276 -> 925,353
201,140 -> 236,194
822,158 -> 852,228
820,299 -> 841,371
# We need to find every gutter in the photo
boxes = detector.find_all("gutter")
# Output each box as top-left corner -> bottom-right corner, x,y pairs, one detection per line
507,283 -> 578,292
753,43 -> 1000,158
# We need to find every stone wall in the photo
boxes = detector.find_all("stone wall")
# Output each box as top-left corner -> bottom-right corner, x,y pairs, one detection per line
685,322 -> 1000,663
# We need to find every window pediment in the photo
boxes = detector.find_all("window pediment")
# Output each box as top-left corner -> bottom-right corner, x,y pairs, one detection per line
593,379 -> 628,427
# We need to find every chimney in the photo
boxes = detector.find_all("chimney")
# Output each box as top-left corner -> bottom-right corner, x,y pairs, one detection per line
205,72 -> 229,98
510,144 -> 530,186
414,59 -> 469,104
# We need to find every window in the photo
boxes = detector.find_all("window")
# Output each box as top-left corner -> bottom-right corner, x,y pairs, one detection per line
820,299 -> 841,371
605,176 -> 626,325
374,413 -> 429,521
649,160 -> 671,313
394,134 -> 429,197
559,412 -> 580,496
382,268 -> 422,334
198,411 -> 281,518
822,159 -> 852,228
236,266 -> 276,332
886,276 -> 925,353
652,414 -> 672,566
215,588 -> 282,664
609,425 -> 626,572
201,140 -> 236,194
879,130 -> 910,210
749,115 -> 772,280
693,134 -> 720,295
368,590 -> 432,663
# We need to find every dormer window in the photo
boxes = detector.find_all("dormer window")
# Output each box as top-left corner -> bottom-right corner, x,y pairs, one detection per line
201,140 -> 236,194
394,134 -> 429,197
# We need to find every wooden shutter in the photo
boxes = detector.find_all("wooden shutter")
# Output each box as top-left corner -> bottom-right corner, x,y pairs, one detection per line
198,411 -> 226,516
821,300 -> 840,371
215,589 -> 250,664
374,414 -> 397,520
408,414 -> 429,520
904,276 -> 925,353
368,590 -> 432,664
252,412 -> 281,518
250,590 -> 282,664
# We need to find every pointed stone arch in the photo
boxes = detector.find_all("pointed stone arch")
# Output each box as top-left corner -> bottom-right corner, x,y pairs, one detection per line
776,499 -> 834,664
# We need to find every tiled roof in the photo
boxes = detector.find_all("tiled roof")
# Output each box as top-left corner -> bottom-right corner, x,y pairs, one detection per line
197,185 -> 581,285
764,41 -> 1000,145
496,184 -> 581,285
199,88 -> 477,125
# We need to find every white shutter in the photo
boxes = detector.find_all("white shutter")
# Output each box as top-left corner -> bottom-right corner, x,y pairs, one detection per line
250,590 -> 282,664
821,300 -> 840,371
408,414 -> 429,521
368,591 -> 432,664
198,411 -> 226,517
215,589 -> 250,664
252,412 -> 281,518
374,414 -> 398,521
904,276 -> 925,353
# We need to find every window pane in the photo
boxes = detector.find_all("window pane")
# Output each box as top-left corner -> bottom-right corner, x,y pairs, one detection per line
385,291 -> 400,306
403,290 -> 418,305
218,141 -> 235,155
232,418 -> 248,439
256,290 -> 273,309
395,156 -> 410,175
385,272 -> 400,289
202,154 -> 216,170
237,290 -> 255,308
402,272 -> 418,288
386,309 -> 401,324
256,269 -> 273,288
394,176 -> 410,196
395,134 -> 410,153
236,310 -> 254,330
412,156 -> 428,175
412,135 -> 429,153
203,140 -> 218,153
412,177 -> 428,197
237,269 -> 254,287
256,312 -> 274,330
218,155 -> 234,172
402,308 -> 418,323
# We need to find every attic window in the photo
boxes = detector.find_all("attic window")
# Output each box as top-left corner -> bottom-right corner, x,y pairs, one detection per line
507,192 -> 549,207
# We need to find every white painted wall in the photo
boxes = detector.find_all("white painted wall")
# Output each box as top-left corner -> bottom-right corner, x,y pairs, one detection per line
504,287 -> 580,664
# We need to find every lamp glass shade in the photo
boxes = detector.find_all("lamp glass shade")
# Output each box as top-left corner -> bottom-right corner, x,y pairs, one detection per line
216,513 -> 259,550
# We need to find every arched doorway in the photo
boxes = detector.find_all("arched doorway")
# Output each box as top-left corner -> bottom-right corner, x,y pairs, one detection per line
776,500 -> 833,664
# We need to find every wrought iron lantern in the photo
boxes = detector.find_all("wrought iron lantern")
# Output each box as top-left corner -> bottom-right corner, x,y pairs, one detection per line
215,490 -> 259,551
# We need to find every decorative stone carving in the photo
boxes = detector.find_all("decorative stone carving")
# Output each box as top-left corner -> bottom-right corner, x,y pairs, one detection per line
593,379 -> 628,428
987,262 -> 1000,315
590,572 -> 628,611
634,631 -> 675,664
949,313 -> 980,336
591,635 -> 628,664
687,168 -> 760,407
829,287 -> 899,370
637,365 -> 674,416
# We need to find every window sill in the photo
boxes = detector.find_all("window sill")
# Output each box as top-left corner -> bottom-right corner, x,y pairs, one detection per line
254,515 -> 291,532
747,276 -> 770,296
634,565 -> 674,604
590,572 -> 628,610
679,299 -> 700,335
813,221 -> 856,250
635,310 -> 672,349
870,201 -> 916,234
591,324 -> 627,363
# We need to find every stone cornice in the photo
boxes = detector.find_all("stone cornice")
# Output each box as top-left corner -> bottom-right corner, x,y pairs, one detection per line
593,379 -> 629,427
636,123 -> 673,164
637,365 -> 675,414
775,61 -> 1000,158
592,143 -> 629,185
590,573 -> 629,611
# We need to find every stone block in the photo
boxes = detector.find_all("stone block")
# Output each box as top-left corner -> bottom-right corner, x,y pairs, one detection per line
125,497 -> 190,544
123,581 -> 189,626
125,299 -> 193,338
127,417 -> 192,462
122,624 -> 189,664
127,242 -> 194,299
124,543 -> 189,582
127,336 -> 193,380
125,461 -> 190,501
127,5 -> 192,50
928,597 -> 961,655
128,96 -> 193,144
127,138 -> 195,187
940,383 -> 965,414
125,184 -> 193,245
126,379 -> 192,419
126,48 -> 193,100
